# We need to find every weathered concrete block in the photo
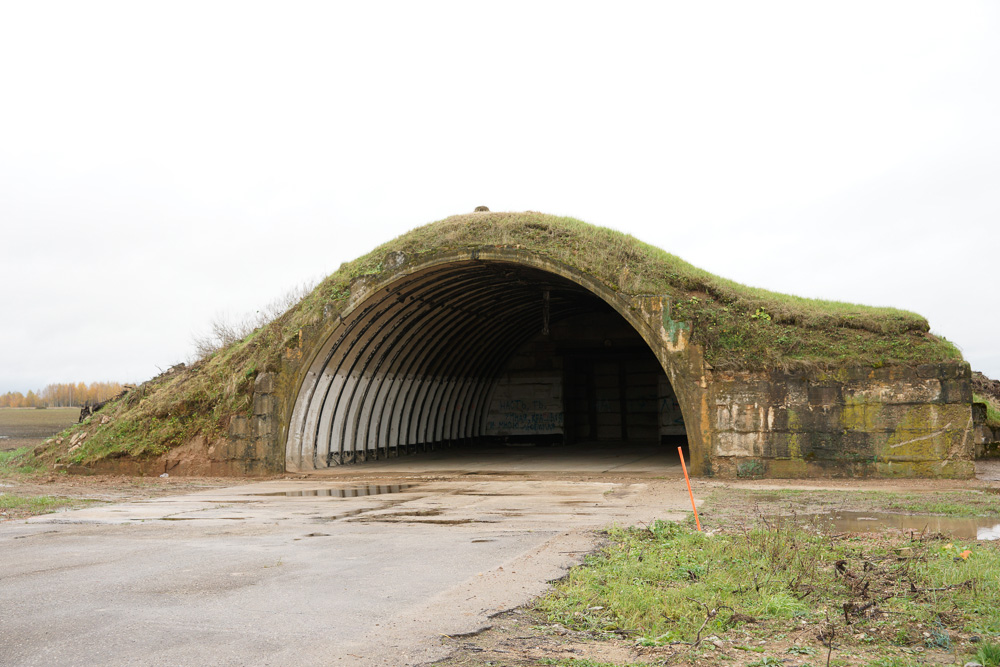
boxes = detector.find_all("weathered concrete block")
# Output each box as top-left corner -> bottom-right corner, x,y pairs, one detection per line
254,437 -> 271,460
939,379 -> 972,404
871,365 -> 917,382
782,378 -> 810,406
778,405 -> 842,434
839,401 -> 879,432
875,459 -> 975,478
214,438 -> 241,460
875,427 -> 967,462
238,437 -> 258,461
844,379 -> 942,405
972,402 -> 988,424
714,431 -> 763,457
765,431 -> 801,459
916,364 -> 941,379
711,379 -> 777,405
228,415 -> 251,439
715,403 -> 770,433
802,431 -> 848,461
834,431 -> 877,460
255,416 -> 275,439
807,385 -> 841,407
382,250 -> 407,271
876,403 -> 972,436
253,393 -> 276,417
920,361 -> 971,380
766,458 -> 812,478
254,372 -> 276,394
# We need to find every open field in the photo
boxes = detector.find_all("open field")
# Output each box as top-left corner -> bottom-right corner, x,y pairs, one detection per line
0,407 -> 78,451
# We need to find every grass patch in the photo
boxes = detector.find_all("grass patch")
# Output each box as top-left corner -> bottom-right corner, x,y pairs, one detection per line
537,519 -> 1000,663
976,393 -> 1000,430
976,641 -> 1000,667
719,488 -> 1000,519
29,212 -> 962,468
0,493 -> 100,520
0,493 -> 70,513
539,660 -> 648,667
0,447 -> 44,475
538,520 -> 835,643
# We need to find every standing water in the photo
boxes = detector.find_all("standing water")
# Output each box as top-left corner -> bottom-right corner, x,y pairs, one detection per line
788,511 -> 1000,540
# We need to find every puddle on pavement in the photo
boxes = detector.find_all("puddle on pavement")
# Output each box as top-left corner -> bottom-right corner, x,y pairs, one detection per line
351,517 -> 492,525
461,493 -> 523,497
461,471 -> 521,477
312,508 -> 368,522
256,484 -> 417,498
372,509 -> 442,518
161,516 -> 247,521
786,511 -> 1000,540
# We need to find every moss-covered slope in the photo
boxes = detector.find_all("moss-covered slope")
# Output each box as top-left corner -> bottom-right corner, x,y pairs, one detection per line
46,211 -> 961,466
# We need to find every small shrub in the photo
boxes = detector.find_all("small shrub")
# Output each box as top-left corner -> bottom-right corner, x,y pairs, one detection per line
976,641 -> 1000,667
737,459 -> 765,478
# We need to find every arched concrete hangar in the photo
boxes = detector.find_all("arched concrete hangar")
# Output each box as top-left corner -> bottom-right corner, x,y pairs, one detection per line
239,212 -> 974,479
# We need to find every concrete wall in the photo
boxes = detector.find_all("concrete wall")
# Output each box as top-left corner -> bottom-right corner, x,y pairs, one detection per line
224,371 -> 284,473
705,363 -> 975,478
972,402 -> 1000,458
658,375 -> 686,437
485,339 -> 564,437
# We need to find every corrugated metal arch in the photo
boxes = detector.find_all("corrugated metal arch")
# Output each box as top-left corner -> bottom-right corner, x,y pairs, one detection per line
285,254 -> 700,471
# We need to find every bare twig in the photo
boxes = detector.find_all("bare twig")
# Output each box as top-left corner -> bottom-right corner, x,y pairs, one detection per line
825,608 -> 835,667
683,598 -> 730,647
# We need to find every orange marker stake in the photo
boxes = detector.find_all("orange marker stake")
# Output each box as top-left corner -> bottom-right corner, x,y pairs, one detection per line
678,447 -> 701,532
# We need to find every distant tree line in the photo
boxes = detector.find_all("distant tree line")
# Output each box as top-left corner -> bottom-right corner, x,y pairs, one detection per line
0,382 -> 125,408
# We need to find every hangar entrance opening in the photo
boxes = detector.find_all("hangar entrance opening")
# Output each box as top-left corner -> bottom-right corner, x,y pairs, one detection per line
486,311 -> 687,451
286,260 -> 688,471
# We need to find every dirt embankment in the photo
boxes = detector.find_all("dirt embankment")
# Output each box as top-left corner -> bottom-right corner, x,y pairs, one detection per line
974,372 -> 1000,403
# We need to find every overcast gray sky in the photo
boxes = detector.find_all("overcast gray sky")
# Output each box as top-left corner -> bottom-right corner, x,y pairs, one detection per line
1,1 -> 998,394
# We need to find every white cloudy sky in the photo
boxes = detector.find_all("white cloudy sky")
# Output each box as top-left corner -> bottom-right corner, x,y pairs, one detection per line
1,1 -> 998,394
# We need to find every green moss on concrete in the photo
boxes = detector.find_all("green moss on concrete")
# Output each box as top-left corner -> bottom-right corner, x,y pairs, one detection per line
875,460 -> 975,479
841,395 -> 880,432
766,458 -> 810,477
878,404 -> 969,463
33,211 -> 963,468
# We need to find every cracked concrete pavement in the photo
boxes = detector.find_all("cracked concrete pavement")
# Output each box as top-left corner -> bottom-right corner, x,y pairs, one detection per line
1,447 -> 693,666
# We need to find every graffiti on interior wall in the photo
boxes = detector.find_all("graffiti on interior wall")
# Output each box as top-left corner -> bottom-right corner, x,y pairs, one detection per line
659,395 -> 686,433
495,399 -> 554,412
487,412 -> 564,433
486,368 -> 564,436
